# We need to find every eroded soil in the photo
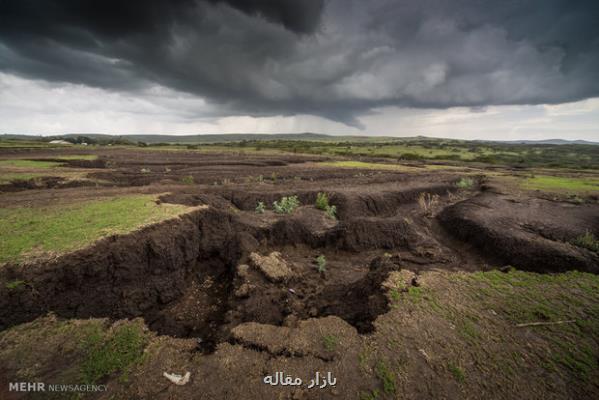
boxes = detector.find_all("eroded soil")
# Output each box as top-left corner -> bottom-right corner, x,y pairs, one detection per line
0,147 -> 598,399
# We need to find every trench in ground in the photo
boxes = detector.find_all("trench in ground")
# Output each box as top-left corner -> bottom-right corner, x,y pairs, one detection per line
144,247 -> 397,353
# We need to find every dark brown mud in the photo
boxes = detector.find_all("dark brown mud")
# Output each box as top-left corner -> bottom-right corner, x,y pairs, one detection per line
438,192 -> 599,273
0,204 -> 407,353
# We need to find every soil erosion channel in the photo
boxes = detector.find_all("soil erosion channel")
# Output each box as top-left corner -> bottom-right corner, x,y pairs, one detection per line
1,181 -> 596,356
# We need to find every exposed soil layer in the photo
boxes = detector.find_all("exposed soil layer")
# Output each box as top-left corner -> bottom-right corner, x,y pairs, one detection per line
439,192 -> 599,273
2,147 -> 599,399
0,204 -> 408,351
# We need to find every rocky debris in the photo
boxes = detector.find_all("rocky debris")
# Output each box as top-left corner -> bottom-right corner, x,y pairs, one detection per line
236,264 -> 250,280
234,283 -> 254,298
249,252 -> 293,282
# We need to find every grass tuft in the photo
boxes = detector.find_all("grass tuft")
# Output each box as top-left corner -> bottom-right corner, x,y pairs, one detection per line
375,360 -> 396,394
571,231 -> 599,253
448,363 -> 466,383
316,255 -> 327,273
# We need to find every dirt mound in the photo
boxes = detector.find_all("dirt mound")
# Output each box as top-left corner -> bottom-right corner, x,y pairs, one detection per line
231,316 -> 361,361
438,192 -> 599,273
0,176 -> 100,192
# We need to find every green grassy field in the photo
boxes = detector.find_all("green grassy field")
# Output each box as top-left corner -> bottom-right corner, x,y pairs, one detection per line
0,195 -> 190,264
378,268 -> 599,394
209,139 -> 599,169
319,160 -> 474,173
0,159 -> 63,168
521,175 -> 599,193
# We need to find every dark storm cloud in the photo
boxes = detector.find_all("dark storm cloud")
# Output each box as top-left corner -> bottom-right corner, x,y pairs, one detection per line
0,0 -> 598,126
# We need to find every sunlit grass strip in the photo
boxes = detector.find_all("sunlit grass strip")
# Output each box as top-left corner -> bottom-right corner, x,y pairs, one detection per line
55,155 -> 99,161
0,195 -> 190,264
319,160 -> 421,171
521,175 -> 599,193
0,159 -> 63,168
0,172 -> 48,184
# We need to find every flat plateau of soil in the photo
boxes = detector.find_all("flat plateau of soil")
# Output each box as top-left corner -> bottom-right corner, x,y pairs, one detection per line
0,147 -> 598,400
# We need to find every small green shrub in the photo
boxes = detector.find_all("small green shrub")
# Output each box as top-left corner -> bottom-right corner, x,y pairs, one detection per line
571,231 -> 599,253
316,255 -> 327,273
455,177 -> 474,189
255,201 -> 266,214
273,195 -> 300,214
316,192 -> 330,210
316,192 -> 337,219
180,175 -> 194,185
448,363 -> 466,383
325,204 -> 337,219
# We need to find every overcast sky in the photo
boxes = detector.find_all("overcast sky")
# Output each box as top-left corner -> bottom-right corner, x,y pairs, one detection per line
1,0 -> 598,140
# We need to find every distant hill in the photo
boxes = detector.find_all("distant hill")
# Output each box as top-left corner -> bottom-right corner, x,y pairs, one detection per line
1,133 -> 597,145
497,139 -> 599,145
1,132 -> 400,144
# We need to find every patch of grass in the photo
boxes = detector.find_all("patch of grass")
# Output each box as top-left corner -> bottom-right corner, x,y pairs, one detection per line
319,160 -> 419,172
316,255 -> 327,273
455,177 -> 474,188
375,360 -> 396,394
0,159 -> 62,168
389,288 -> 401,302
550,341 -> 596,380
457,316 -> 481,343
80,323 -> 148,384
0,172 -> 47,184
407,286 -> 424,302
322,334 -> 339,351
5,279 -> 26,290
571,231 -> 599,253
180,175 -> 194,185
273,195 -> 300,214
521,175 -> 599,193
447,363 -> 465,383
461,268 -> 599,381
0,195 -> 190,264
255,201 -> 266,214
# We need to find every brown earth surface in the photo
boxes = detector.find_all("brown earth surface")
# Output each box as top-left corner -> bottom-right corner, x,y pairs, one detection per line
0,147 -> 598,399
